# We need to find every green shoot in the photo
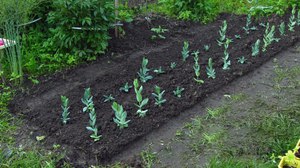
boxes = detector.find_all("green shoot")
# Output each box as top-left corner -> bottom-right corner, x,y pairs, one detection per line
235,35 -> 241,39
262,23 -> 280,52
223,38 -> 232,50
86,108 -> 102,141
152,85 -> 166,107
81,88 -> 94,113
103,94 -> 115,103
112,102 -> 130,129
243,14 -> 252,34
61,96 -> 70,125
237,56 -> 247,64
279,22 -> 285,36
119,82 -> 132,93
297,10 -> 300,26
192,51 -> 204,84
138,57 -> 153,83
206,58 -> 216,79
182,41 -> 190,61
133,79 -> 149,117
170,62 -> 176,69
217,20 -> 227,46
204,45 -> 210,52
222,50 -> 231,70
153,66 -> 165,74
151,26 -> 168,40
259,23 -> 266,27
288,6 -> 296,32
173,86 -> 185,98
252,39 -> 260,57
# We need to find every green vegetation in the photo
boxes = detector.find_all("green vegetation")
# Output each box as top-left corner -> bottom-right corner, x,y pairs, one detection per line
103,94 -> 115,103
279,22 -> 286,35
173,86 -> 185,98
237,56 -> 247,64
170,62 -> 177,69
61,96 -> 70,125
181,41 -> 190,62
151,26 -> 169,40
252,39 -> 261,57
112,102 -> 130,129
133,79 -> 149,117
138,57 -> 153,83
86,108 -> 102,141
262,23 -> 280,52
152,85 -> 166,107
192,51 -> 204,84
206,58 -> 216,79
217,21 -> 228,46
119,82 -> 132,93
204,45 -> 210,52
243,14 -> 257,34
222,39 -> 231,70
288,5 -> 297,32
81,88 -> 94,113
153,66 -> 165,75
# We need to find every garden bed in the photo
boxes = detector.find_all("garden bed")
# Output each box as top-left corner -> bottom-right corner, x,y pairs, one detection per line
10,13 -> 299,167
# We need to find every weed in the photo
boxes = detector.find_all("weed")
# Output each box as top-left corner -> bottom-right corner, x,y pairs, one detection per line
206,106 -> 230,119
119,82 -> 132,93
204,45 -> 210,52
206,58 -> 216,79
61,96 -> 70,125
133,79 -> 149,117
151,26 -> 169,40
192,51 -> 204,84
112,102 -> 130,129
235,34 -> 241,39
103,94 -> 115,103
141,147 -> 157,168
182,41 -> 190,61
173,86 -> 185,98
170,62 -> 176,69
252,39 -> 261,57
153,66 -> 165,74
138,57 -> 153,83
152,85 -> 166,107
237,56 -> 247,64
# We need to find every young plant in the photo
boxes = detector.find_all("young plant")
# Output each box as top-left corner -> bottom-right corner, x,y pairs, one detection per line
119,82 -> 132,93
223,38 -> 232,51
243,14 -> 252,34
151,26 -> 169,40
237,56 -> 247,64
192,51 -> 204,84
81,88 -> 94,113
133,79 -> 149,117
138,57 -> 153,83
222,50 -> 231,70
182,41 -> 190,61
112,102 -> 130,129
206,58 -> 216,79
235,35 -> 241,39
61,96 -> 70,125
262,23 -> 280,52
288,6 -> 297,32
252,39 -> 260,57
173,86 -> 185,98
152,85 -> 166,107
86,108 -> 102,141
103,94 -> 115,103
298,10 -> 300,26
170,62 -> 176,69
153,66 -> 165,74
204,45 -> 210,52
279,22 -> 285,36
217,20 -> 227,46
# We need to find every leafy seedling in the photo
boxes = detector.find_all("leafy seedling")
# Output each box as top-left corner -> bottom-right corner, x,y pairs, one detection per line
204,45 -> 210,52
222,50 -> 231,70
288,6 -> 297,32
252,39 -> 260,57
119,82 -> 132,93
133,79 -> 149,117
263,23 -> 280,52
279,22 -> 285,36
86,108 -> 102,141
193,51 -> 204,84
217,20 -> 227,46
112,102 -> 130,129
81,88 -> 94,113
170,62 -> 176,69
138,57 -> 153,83
297,9 -> 300,26
206,58 -> 216,79
103,94 -> 115,103
153,66 -> 165,74
182,41 -> 190,61
61,96 -> 70,125
237,56 -> 247,64
235,35 -> 241,39
151,26 -> 169,40
152,85 -> 166,107
173,86 -> 185,98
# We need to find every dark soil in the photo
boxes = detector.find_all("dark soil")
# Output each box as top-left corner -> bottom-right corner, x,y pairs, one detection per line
10,13 -> 299,167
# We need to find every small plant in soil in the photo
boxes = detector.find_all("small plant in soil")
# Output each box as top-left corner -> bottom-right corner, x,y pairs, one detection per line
173,86 -> 185,98
243,14 -> 255,34
103,94 -> 115,103
222,50 -> 231,70
298,10 -> 300,26
170,62 -> 176,69
204,45 -> 210,52
61,96 -> 70,125
259,23 -> 266,27
235,34 -> 241,39
182,41 -> 190,61
112,102 -> 130,129
237,56 -> 247,64
206,58 -> 216,79
217,20 -> 227,46
153,66 -> 165,74
133,79 -> 149,117
138,57 -> 153,83
86,108 -> 102,141
152,85 -> 166,107
223,38 -> 232,51
81,88 -> 94,113
279,149 -> 300,168
151,26 -> 169,40
262,23 -> 280,52
252,39 -> 261,57
279,22 -> 285,36
192,51 -> 204,84
288,6 -> 297,32
119,82 -> 132,93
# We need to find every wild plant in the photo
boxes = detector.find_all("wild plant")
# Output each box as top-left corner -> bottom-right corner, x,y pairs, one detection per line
119,82 -> 132,93
153,66 -> 165,74
237,56 -> 247,64
112,102 -> 130,129
217,20 -> 227,46
86,108 -> 102,141
182,41 -> 190,61
288,6 -> 296,32
173,86 -> 185,98
61,96 -> 70,125
81,88 -> 94,113
279,22 -> 285,36
152,85 -> 166,106
151,26 -> 169,40
133,79 -> 149,117
235,35 -> 241,39
103,94 -> 115,102
262,23 -> 280,52
222,50 -> 231,70
204,45 -> 210,52
252,39 -> 260,57
192,51 -> 204,84
138,57 -> 153,83
170,62 -> 176,69
206,58 -> 216,79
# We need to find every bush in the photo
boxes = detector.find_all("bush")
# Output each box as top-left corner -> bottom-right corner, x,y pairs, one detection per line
46,0 -> 115,58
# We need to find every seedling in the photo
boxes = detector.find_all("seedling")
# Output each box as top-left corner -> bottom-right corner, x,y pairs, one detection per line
133,79 -> 149,117
237,56 -> 247,64
151,26 -> 169,40
259,23 -> 266,27
170,62 -> 176,69
192,51 -> 204,84
61,96 -> 70,125
279,22 -> 285,36
103,94 -> 115,103
297,10 -> 300,26
288,6 -> 297,32
222,50 -> 231,70
173,86 -> 185,98
223,38 -> 232,50
243,14 -> 252,34
86,108 -> 102,141
153,66 -> 165,74
182,41 -> 190,61
206,58 -> 216,79
252,39 -> 260,57
217,20 -> 227,46
119,82 -> 132,93
204,45 -> 210,52
235,35 -> 241,39
262,23 -> 280,52
138,57 -> 153,83
152,85 -> 166,107
112,102 -> 130,129
81,88 -> 94,113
